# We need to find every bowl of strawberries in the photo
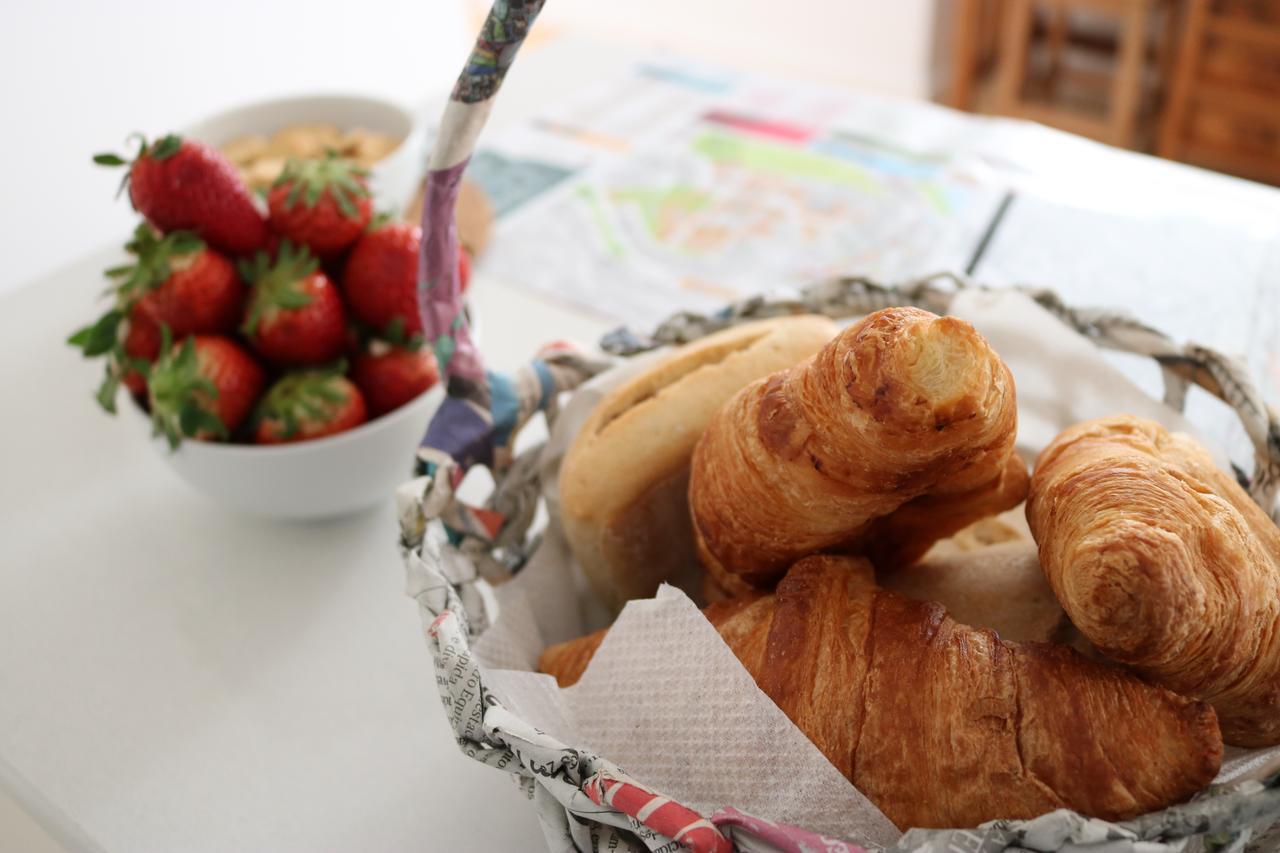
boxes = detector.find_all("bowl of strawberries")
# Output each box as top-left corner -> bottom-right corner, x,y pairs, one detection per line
71,129 -> 474,520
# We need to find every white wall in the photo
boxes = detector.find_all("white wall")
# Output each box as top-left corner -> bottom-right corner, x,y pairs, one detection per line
0,0 -> 938,294
528,0 -> 937,97
0,0 -> 942,295
1,0 -> 471,293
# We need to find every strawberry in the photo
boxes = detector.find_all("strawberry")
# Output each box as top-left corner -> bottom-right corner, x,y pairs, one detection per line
240,241 -> 346,366
267,152 -> 372,256
108,224 -> 243,337
120,302 -> 162,396
253,369 -> 367,444
69,298 -> 162,410
341,221 -> 470,336
350,340 -> 439,417
69,225 -> 245,411
147,333 -> 266,448
95,134 -> 269,256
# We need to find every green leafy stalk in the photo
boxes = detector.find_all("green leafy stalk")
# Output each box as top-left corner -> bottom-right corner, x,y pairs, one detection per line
68,224 -> 205,415
147,134 -> 183,160
379,315 -> 425,350
146,332 -> 226,450
253,365 -> 350,439
273,150 -> 370,218
346,314 -> 425,352
68,309 -> 124,357
92,133 -> 183,196
69,309 -> 157,413
240,240 -> 320,336
108,224 -> 205,307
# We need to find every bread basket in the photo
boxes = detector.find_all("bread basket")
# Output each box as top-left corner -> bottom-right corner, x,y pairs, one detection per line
400,2 -> 1280,850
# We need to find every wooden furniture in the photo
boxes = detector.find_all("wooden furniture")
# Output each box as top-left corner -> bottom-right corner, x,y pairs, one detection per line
991,0 -> 1161,147
1158,0 -> 1280,184
947,0 -> 1009,110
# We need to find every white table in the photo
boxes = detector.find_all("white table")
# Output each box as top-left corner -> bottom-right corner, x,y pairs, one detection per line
0,242 -> 607,853
3,34 -> 1279,853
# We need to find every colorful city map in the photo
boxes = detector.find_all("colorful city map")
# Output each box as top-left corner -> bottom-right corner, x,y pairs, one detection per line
467,62 -> 1006,325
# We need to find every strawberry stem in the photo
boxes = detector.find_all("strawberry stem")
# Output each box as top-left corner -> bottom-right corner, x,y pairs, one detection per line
107,224 -> 206,309
254,366 -> 351,439
147,332 -> 226,449
273,151 -> 370,218
68,309 -> 124,357
240,240 -> 320,336
147,134 -> 183,160
94,133 -> 175,197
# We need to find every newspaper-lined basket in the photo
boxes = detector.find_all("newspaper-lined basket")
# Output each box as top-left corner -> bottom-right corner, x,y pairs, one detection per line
399,272 -> 1280,853
403,3 -> 1280,849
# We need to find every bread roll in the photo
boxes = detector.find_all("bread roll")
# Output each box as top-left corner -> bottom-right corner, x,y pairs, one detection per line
560,315 -> 840,612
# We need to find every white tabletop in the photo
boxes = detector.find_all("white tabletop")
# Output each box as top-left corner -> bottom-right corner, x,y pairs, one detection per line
1,249 -> 612,853
0,23 -> 619,847
3,29 -> 1280,853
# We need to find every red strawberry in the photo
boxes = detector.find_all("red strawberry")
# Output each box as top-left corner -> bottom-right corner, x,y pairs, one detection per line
68,298 -> 163,410
350,342 -> 439,417
69,226 -> 243,414
94,135 -> 269,256
147,252 -> 242,336
253,370 -> 367,444
267,153 -> 372,256
240,241 -> 346,366
107,225 -> 243,337
147,333 -> 266,448
342,222 -> 469,336
120,302 -> 162,396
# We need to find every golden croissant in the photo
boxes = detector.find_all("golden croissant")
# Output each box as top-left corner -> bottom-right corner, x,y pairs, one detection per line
689,307 -> 1026,592
1027,414 -> 1280,746
540,555 -> 1222,829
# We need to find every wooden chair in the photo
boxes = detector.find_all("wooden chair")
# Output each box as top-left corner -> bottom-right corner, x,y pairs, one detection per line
990,0 -> 1164,148
946,0 -> 1009,110
1158,0 -> 1280,184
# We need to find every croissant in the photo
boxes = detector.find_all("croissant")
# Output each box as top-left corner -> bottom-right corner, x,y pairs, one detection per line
1027,414 -> 1280,746
699,451 -> 1031,603
689,307 -> 1025,591
861,450 -> 1029,568
540,556 -> 1221,829
699,464 -> 1032,606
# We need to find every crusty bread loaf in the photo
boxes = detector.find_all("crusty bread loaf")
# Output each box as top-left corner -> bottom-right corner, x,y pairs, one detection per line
560,315 -> 840,612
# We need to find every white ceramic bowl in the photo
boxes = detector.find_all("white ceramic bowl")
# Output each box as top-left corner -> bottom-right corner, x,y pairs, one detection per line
184,93 -> 427,215
129,384 -> 444,520
120,95 -> 447,519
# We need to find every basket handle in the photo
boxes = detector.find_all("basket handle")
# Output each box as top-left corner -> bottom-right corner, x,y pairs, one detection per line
415,0 -> 548,480
602,272 -> 1280,522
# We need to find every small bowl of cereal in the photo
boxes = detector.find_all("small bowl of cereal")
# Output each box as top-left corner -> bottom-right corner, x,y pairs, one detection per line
185,94 -> 425,214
